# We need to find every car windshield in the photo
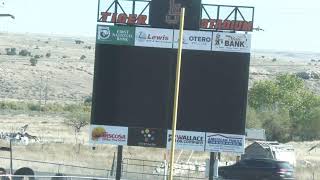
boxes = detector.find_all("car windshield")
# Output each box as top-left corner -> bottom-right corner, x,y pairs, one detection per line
278,162 -> 293,170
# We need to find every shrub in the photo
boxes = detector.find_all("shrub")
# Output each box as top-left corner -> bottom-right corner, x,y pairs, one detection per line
19,49 -> 31,56
80,55 -> 86,60
84,45 -> 92,50
30,58 -> 38,66
63,104 -> 81,112
40,103 -> 64,112
5,48 -> 17,55
84,96 -> 92,105
45,52 -> 51,58
0,101 -> 27,110
34,55 -> 41,59
27,103 -> 41,111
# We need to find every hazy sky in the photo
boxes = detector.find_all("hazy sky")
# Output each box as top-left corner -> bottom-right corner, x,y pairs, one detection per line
0,0 -> 319,52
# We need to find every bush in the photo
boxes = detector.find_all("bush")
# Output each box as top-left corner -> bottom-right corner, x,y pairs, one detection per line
259,110 -> 291,142
27,103 -> 41,111
5,48 -> 16,55
45,52 -> 51,58
40,103 -> 64,112
0,101 -> 27,110
80,55 -> 86,60
84,96 -> 92,105
30,58 -> 38,66
84,45 -> 92,50
0,101 -> 90,114
19,49 -> 31,56
63,104 -> 82,112
34,55 -> 41,59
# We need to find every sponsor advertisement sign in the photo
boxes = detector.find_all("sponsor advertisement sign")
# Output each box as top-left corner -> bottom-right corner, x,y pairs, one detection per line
128,127 -> 166,148
173,30 -> 212,51
212,32 -> 251,53
135,27 -> 174,48
96,25 -> 135,45
205,133 -> 245,154
167,130 -> 205,151
90,125 -> 128,145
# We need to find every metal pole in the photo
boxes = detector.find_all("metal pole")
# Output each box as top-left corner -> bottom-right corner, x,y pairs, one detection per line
168,7 -> 185,180
209,152 -> 218,180
116,145 -> 123,180
209,153 -> 213,180
10,139 -> 13,175
163,160 -> 168,180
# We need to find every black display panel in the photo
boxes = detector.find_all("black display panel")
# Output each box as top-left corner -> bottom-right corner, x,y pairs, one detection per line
91,44 -> 250,135
177,51 -> 249,134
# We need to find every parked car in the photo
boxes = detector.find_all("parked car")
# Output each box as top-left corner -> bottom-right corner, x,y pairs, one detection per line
219,158 -> 294,180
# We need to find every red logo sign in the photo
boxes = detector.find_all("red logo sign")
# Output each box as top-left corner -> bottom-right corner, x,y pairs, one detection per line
99,12 -> 147,25
200,19 -> 253,31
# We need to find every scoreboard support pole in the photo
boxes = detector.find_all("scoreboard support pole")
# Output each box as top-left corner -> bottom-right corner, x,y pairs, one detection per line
116,145 -> 123,180
209,152 -> 219,180
168,7 -> 185,180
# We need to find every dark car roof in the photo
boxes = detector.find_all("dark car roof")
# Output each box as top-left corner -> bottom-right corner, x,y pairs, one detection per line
242,158 -> 287,162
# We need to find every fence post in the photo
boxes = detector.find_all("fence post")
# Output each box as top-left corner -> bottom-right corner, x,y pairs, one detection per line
10,139 -> 13,175
163,160 -> 168,180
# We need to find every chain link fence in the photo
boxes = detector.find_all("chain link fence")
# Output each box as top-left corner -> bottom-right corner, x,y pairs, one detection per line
0,157 -> 211,180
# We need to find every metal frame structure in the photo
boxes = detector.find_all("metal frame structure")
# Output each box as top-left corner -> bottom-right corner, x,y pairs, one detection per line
0,14 -> 14,19
201,4 -> 254,31
97,0 -> 151,25
96,0 -> 254,32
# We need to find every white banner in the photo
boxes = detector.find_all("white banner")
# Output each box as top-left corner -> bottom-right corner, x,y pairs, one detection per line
167,130 -> 205,151
90,125 -> 128,145
135,27 -> 173,48
173,30 -> 212,51
205,133 -> 245,154
212,32 -> 251,53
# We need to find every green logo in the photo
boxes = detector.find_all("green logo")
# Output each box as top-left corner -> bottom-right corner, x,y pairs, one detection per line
96,25 -> 135,45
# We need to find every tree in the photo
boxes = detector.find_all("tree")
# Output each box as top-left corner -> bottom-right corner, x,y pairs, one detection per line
248,73 -> 320,141
64,111 -> 90,143
248,80 -> 279,110
295,107 -> 320,140
246,107 -> 262,128
259,109 -> 291,142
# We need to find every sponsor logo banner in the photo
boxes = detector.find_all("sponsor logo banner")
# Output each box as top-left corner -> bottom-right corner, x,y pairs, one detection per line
212,32 -> 251,53
135,27 -> 173,48
96,25 -> 135,45
205,133 -> 245,154
167,130 -> 205,151
128,127 -> 166,148
173,30 -> 212,51
90,125 -> 128,145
